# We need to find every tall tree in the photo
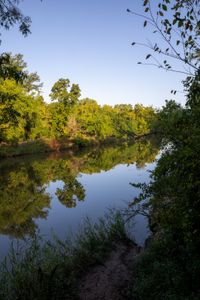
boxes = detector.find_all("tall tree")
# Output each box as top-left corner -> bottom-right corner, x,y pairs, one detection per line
50,78 -> 81,106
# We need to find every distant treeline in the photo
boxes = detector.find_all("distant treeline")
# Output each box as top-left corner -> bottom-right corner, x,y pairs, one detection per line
0,53 -> 158,145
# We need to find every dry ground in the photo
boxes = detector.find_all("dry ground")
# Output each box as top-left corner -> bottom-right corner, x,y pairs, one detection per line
79,241 -> 140,300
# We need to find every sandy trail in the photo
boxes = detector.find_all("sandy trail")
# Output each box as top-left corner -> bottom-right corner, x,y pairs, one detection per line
79,241 -> 140,300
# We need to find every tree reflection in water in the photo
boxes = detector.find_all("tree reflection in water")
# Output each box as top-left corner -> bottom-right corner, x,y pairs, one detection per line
0,137 -> 161,238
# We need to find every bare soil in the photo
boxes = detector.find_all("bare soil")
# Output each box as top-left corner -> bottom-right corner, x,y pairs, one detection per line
79,241 -> 140,300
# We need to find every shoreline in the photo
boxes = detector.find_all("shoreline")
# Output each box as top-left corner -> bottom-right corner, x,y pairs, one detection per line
0,133 -> 160,159
0,211 -> 141,300
0,137 -> 134,159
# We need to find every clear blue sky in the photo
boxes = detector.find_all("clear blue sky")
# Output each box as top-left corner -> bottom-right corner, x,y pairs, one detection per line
1,0 -> 186,107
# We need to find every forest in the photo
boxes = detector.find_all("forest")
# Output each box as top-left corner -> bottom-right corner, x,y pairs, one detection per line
0,52 -> 157,154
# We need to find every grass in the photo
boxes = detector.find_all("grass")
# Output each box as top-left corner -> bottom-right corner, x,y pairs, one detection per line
0,211 -> 129,300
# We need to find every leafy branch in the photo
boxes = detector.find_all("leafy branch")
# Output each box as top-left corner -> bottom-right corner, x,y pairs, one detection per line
128,0 -> 200,76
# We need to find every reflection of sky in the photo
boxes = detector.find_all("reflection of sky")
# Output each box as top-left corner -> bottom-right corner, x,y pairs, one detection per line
35,161 -> 156,248
0,159 -> 157,261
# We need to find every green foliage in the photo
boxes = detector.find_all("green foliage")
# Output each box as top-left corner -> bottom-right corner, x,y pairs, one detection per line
0,52 -> 158,147
113,103 -> 157,137
132,71 -> 200,299
0,53 -> 42,94
0,79 -> 48,142
50,78 -> 81,107
134,234 -> 200,300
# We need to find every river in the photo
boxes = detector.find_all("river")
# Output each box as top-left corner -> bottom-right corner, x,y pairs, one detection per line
0,138 -> 161,260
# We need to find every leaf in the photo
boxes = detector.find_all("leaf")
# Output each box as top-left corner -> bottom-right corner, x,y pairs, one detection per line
167,28 -> 171,34
146,54 -> 151,59
178,20 -> 183,28
144,20 -> 147,27
162,4 -> 167,11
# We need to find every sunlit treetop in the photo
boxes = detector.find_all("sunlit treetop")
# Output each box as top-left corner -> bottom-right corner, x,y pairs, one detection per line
0,52 -> 42,94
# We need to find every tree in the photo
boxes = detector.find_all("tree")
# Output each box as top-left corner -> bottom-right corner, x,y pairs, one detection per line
48,78 -> 81,138
0,79 -> 46,142
0,0 -> 32,44
0,52 -> 42,94
50,78 -> 81,107
0,53 -> 46,142
128,0 -> 200,77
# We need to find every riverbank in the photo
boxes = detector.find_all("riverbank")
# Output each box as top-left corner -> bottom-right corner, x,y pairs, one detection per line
0,136 -> 133,158
0,212 -> 140,300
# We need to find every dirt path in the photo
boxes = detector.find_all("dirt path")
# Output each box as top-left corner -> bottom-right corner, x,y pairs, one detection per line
79,241 -> 140,300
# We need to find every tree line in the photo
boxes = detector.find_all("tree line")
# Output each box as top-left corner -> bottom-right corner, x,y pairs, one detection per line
0,52 -> 157,145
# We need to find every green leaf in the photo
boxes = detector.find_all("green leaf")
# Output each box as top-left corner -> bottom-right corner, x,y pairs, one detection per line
162,4 -> 167,11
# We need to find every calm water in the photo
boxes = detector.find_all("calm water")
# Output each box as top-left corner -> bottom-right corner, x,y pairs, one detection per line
0,139 -> 161,260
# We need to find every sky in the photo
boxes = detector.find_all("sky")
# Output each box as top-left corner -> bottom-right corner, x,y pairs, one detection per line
1,0 -> 187,107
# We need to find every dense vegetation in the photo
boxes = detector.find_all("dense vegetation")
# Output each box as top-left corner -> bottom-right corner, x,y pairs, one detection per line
132,72 -> 200,299
0,52 -> 157,153
130,0 -> 200,299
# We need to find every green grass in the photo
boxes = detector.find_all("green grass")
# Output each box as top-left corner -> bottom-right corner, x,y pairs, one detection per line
0,211 -> 128,300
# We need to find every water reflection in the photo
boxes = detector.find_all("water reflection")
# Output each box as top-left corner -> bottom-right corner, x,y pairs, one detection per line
0,138 -> 161,241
